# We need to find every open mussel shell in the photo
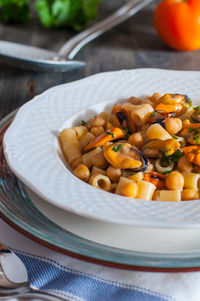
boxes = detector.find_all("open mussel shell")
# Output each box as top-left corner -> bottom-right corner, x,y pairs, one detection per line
104,142 -> 148,172
129,146 -> 148,172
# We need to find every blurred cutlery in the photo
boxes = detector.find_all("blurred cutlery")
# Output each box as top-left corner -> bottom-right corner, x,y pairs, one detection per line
0,0 -> 152,72
0,244 -> 67,301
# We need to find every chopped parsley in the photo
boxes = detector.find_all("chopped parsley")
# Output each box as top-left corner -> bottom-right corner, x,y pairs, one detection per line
194,106 -> 200,114
106,131 -> 114,138
188,127 -> 194,133
188,127 -> 199,143
194,135 -> 199,143
161,149 -> 183,164
113,144 -> 122,152
172,135 -> 178,140
188,99 -> 192,107
162,170 -> 171,175
123,127 -> 130,140
81,120 -> 86,126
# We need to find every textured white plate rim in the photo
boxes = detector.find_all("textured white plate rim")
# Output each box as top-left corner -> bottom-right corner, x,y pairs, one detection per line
26,185 -> 200,255
4,68 -> 200,229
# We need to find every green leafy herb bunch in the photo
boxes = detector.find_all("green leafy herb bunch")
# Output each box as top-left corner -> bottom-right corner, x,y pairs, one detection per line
0,0 -> 101,30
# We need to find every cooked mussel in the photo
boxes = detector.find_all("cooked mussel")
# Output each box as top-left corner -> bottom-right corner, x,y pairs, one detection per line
84,127 -> 125,152
149,111 -> 176,128
112,105 -> 136,134
191,106 -> 200,123
154,94 -> 190,116
104,142 -> 148,172
142,139 -> 180,158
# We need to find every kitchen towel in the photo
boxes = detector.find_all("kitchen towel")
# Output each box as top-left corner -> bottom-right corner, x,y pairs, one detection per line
0,219 -> 200,301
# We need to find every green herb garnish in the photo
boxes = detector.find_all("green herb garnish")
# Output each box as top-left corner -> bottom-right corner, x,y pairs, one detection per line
106,131 -> 114,138
123,128 -> 130,140
194,106 -> 200,114
172,135 -> 178,140
81,120 -> 86,126
189,127 -> 194,133
162,170 -> 171,175
113,144 -> 122,152
188,127 -> 200,143
161,149 -> 183,164
152,112 -> 157,117
194,135 -> 199,143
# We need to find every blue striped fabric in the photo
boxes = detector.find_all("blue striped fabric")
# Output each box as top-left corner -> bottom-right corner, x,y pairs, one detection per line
15,251 -> 174,301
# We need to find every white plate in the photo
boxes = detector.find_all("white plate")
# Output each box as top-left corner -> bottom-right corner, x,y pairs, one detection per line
26,185 -> 200,254
4,68 -> 200,228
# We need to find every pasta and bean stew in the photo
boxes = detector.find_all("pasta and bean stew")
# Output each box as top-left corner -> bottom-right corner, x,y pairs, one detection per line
59,92 -> 200,202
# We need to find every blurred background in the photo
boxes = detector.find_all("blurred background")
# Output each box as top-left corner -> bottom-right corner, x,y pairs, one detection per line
0,0 -> 200,120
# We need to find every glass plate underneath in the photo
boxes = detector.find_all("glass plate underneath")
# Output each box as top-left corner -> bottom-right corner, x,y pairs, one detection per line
1,111 -> 200,271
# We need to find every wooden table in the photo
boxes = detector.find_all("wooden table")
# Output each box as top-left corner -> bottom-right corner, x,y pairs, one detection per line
0,0 -> 200,120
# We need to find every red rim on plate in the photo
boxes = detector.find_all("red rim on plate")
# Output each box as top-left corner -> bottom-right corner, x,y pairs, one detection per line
1,111 -> 200,272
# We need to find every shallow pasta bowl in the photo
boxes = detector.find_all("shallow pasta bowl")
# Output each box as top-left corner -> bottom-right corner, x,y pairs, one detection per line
3,68 -> 200,228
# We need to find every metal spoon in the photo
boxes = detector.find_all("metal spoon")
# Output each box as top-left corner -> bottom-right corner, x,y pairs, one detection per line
0,0 -> 153,72
0,244 -> 67,301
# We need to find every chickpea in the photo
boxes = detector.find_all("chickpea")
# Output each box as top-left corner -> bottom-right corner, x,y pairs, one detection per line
128,172 -> 143,182
99,112 -> 109,120
87,116 -> 107,129
181,189 -> 199,200
121,182 -> 138,198
165,118 -> 182,135
129,96 -> 142,105
92,151 -> 108,169
73,164 -> 90,182
106,121 -> 113,130
177,156 -> 193,173
106,166 -> 122,182
150,92 -> 162,103
90,126 -> 105,137
92,116 -> 107,128
128,132 -> 144,149
182,119 -> 190,127
165,171 -> 184,190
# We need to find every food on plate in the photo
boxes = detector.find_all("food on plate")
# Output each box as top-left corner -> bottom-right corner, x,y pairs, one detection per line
153,0 -> 200,51
59,92 -> 200,201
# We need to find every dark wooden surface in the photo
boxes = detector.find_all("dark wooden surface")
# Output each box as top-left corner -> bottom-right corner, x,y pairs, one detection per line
0,0 -> 200,120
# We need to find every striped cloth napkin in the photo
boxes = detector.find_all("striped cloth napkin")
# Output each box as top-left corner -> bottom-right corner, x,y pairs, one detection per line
0,219 -> 200,301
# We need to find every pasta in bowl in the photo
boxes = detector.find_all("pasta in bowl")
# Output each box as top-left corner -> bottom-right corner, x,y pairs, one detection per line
59,92 -> 200,202
5,68 -> 200,227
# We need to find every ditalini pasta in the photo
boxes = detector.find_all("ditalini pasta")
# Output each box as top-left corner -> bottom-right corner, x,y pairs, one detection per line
137,180 -> 156,201
131,104 -> 154,126
159,190 -> 181,202
59,93 -> 200,201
